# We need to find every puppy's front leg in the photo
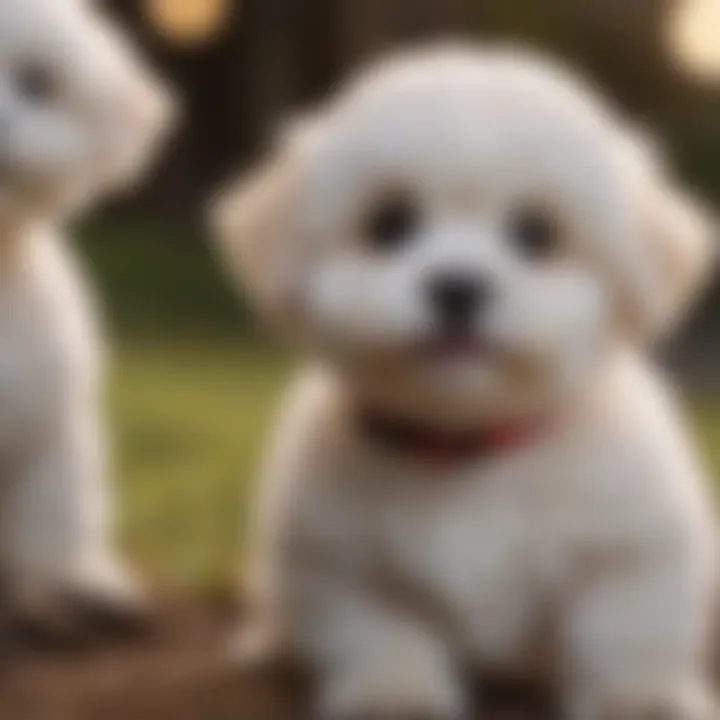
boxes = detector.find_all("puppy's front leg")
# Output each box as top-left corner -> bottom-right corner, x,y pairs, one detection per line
0,408 -> 144,645
301,571 -> 467,720
561,550 -> 717,720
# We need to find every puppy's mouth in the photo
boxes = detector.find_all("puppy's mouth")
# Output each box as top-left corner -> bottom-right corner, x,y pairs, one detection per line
415,330 -> 491,363
0,140 -> 12,183
0,158 -> 19,193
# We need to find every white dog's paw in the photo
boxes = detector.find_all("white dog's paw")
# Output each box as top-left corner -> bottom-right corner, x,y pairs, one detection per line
66,554 -> 145,603
3,561 -> 151,653
318,662 -> 467,720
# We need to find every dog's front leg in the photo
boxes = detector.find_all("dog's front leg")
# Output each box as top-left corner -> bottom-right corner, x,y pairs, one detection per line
561,550 -> 717,720
295,566 -> 467,720
0,408 -> 145,647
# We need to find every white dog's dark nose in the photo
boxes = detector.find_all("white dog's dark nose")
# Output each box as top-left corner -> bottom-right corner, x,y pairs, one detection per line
427,272 -> 490,330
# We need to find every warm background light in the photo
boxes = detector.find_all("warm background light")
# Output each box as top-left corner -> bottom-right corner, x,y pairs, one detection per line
145,0 -> 232,47
670,0 -> 720,79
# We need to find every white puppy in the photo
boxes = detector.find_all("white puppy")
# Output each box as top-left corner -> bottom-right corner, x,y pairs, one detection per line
216,46 -> 718,720
0,0 -> 172,640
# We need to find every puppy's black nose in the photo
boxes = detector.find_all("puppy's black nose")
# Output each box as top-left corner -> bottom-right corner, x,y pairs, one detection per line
427,272 -> 490,329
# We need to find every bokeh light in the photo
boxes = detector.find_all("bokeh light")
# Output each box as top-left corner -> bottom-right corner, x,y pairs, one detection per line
145,0 -> 232,47
670,0 -> 720,79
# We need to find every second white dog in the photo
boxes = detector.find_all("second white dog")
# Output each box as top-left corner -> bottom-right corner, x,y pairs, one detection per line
217,46 -> 718,720
0,0 -> 172,640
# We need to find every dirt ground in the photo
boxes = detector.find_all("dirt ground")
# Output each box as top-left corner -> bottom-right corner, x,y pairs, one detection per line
0,600 -> 559,720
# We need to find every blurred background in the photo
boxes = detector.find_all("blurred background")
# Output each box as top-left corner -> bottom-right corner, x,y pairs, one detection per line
77,0 -> 720,592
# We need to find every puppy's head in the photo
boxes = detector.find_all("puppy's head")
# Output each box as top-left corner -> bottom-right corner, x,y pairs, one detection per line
215,46 -> 714,423
0,0 -> 173,224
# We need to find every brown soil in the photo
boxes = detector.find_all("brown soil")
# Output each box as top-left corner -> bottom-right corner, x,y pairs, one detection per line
0,600 -> 557,720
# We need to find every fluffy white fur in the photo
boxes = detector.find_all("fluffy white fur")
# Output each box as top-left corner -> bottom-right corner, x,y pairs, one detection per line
216,46 -> 718,720
0,0 -> 172,613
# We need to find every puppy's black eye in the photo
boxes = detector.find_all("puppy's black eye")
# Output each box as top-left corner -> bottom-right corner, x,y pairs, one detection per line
363,194 -> 420,252
507,205 -> 560,261
13,63 -> 58,104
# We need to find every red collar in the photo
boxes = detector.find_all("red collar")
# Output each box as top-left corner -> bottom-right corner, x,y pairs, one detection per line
357,407 -> 545,466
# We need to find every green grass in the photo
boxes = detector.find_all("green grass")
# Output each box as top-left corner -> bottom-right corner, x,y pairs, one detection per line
692,397 -> 720,479
108,340 -> 290,592
77,216 -> 253,340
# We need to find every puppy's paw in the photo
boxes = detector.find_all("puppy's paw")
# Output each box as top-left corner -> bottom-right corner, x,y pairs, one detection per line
4,590 -> 150,655
63,560 -> 152,640
2,566 -> 151,655
320,689 -> 466,720
318,660 -> 467,720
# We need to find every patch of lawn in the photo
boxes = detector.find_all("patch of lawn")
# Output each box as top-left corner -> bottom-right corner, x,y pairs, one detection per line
691,397 -> 720,478
108,340 -> 290,591
76,216 -> 253,340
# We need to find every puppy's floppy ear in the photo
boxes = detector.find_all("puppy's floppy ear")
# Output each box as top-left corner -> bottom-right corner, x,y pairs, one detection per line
626,178 -> 715,340
101,54 -> 176,190
212,139 -> 305,321
89,16 -> 176,192
613,132 -> 716,341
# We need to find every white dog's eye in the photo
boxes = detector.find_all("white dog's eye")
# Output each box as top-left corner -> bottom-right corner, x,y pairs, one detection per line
363,192 -> 421,253
13,62 -> 59,105
507,205 -> 560,261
